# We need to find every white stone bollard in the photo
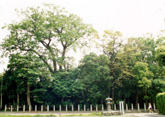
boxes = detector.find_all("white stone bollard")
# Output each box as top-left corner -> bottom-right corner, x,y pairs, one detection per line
126,104 -> 128,111
47,105 -> 49,112
102,104 -> 104,111
78,104 -> 80,111
29,105 -> 31,112
119,101 -> 124,115
96,104 -> 98,111
114,104 -> 116,111
11,105 -> 13,112
35,105 -> 37,112
153,103 -> 156,110
72,105 -> 74,111
17,105 -> 19,112
144,103 -> 146,112
119,102 -> 121,112
66,105 -> 68,111
90,104 -> 92,111
41,105 -> 43,112
122,102 -> 124,115
5,105 -> 7,112
59,105 -> 61,111
53,105 -> 55,111
138,103 -> 140,112
23,105 -> 25,112
131,103 -> 133,111
84,105 -> 86,111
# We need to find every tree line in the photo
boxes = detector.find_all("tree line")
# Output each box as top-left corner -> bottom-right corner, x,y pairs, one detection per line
0,4 -> 164,109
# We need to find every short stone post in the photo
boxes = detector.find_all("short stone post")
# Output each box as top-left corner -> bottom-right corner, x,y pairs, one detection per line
122,102 -> 124,115
66,105 -> 68,111
47,105 -> 49,112
138,103 -> 140,112
90,104 -> 92,111
114,104 -> 116,111
59,105 -> 61,111
53,105 -> 55,111
84,105 -> 86,111
126,104 -> 128,111
153,103 -> 156,111
17,105 -> 19,112
119,101 -> 124,115
35,105 -> 37,112
96,104 -> 98,111
78,104 -> 80,111
131,103 -> 133,111
4,105 -> 7,112
29,105 -> 31,112
23,105 -> 25,112
41,105 -> 43,112
72,104 -> 74,111
119,102 -> 121,112
144,103 -> 146,112
11,105 -> 13,112
102,104 -> 104,111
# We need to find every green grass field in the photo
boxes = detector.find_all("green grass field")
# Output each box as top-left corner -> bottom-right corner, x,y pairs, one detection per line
0,115 -> 57,117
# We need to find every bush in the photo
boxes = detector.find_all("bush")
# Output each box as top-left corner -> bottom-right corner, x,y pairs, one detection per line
156,92 -> 165,115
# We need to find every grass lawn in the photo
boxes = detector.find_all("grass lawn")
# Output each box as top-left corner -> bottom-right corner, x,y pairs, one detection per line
0,115 -> 57,117
0,113 -> 137,117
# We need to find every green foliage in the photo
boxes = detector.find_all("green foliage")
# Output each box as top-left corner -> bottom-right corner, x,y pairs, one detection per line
134,62 -> 152,88
156,92 -> 165,115
156,46 -> 165,67
73,53 -> 111,104
1,4 -> 165,107
3,53 -> 52,105
153,79 -> 165,92
1,4 -> 96,73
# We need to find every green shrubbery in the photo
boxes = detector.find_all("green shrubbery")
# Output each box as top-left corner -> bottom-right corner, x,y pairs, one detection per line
156,92 -> 165,115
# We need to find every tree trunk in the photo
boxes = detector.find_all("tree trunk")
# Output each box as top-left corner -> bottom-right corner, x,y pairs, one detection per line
112,87 -> 114,100
145,89 -> 148,106
17,93 -> 19,105
135,89 -> 139,108
13,98 -> 15,106
61,97 -> 64,104
124,97 -> 126,106
109,82 -> 111,97
60,46 -> 67,70
27,84 -> 31,106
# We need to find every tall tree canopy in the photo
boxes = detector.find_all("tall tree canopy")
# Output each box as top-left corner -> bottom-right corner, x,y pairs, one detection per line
1,4 -> 95,73
0,3 -> 164,108
3,53 -> 52,106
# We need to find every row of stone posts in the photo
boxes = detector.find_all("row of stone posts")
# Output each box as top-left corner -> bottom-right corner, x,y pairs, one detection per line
124,103 -> 156,112
4,103 -> 156,112
4,104 -> 102,112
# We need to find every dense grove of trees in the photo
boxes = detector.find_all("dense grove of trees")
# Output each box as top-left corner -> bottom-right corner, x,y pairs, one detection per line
0,4 -> 165,109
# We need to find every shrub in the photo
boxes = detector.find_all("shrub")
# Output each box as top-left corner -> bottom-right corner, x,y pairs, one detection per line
156,92 -> 165,115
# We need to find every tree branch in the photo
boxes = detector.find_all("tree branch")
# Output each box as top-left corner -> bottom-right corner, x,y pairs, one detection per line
21,48 -> 54,73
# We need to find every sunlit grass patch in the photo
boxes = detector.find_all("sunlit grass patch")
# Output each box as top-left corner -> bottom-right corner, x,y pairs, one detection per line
60,112 -> 102,116
0,115 -> 57,117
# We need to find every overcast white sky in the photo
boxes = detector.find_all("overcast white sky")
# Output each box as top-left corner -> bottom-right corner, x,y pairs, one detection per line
0,0 -> 165,73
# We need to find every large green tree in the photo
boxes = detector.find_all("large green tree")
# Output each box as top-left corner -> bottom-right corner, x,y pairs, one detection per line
133,62 -> 153,106
74,53 -> 111,104
1,4 -> 95,73
4,53 -> 52,106
101,30 -> 123,100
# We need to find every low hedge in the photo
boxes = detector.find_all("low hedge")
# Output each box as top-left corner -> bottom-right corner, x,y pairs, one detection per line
156,92 -> 165,115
